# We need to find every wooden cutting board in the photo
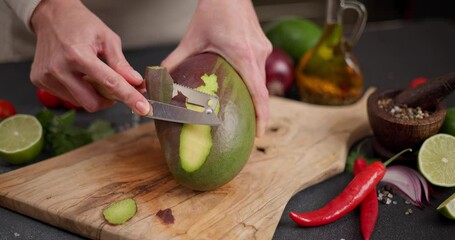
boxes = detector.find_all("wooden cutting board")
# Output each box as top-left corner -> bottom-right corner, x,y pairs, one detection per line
0,89 -> 374,240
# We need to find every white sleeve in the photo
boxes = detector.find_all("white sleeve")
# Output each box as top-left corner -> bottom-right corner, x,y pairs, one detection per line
4,0 -> 42,32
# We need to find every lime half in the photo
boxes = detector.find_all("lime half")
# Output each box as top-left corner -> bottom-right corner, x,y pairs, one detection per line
437,193 -> 455,220
418,134 -> 455,187
0,114 -> 44,164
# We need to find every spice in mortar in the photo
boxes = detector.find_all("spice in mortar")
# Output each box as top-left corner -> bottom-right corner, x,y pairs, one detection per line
377,98 -> 431,120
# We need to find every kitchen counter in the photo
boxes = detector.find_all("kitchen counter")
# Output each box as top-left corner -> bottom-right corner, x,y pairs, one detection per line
1,20 -> 454,240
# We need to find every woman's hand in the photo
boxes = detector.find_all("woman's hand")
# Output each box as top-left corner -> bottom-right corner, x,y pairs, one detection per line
162,0 -> 272,137
30,0 -> 149,115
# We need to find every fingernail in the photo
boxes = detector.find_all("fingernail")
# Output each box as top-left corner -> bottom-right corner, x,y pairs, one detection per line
132,71 -> 143,81
135,100 -> 150,115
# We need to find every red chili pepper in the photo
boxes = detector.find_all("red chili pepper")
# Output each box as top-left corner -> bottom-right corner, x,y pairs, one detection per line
289,148 -> 411,227
408,77 -> 428,88
354,158 -> 378,240
289,161 -> 385,226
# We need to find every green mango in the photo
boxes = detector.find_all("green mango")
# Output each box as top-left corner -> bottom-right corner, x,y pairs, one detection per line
147,53 -> 256,191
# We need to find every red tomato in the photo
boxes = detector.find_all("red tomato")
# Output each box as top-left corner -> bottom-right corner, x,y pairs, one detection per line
36,88 -> 62,108
409,77 -> 428,88
62,100 -> 83,110
0,99 -> 16,119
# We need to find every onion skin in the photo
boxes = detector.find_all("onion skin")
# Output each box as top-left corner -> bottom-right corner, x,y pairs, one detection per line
381,165 -> 433,208
265,48 -> 294,96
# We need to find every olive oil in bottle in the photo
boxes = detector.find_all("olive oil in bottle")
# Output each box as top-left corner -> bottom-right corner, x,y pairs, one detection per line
296,0 -> 367,105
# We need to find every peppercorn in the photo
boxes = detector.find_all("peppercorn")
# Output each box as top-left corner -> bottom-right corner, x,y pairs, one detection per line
377,97 -> 432,120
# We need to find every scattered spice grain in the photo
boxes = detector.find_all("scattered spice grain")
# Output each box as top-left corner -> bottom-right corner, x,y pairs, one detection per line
377,97 -> 431,120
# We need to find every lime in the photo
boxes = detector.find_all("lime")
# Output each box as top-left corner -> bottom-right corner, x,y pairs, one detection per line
0,114 -> 44,164
440,107 -> 455,136
265,18 -> 322,60
437,192 -> 455,220
418,134 -> 455,187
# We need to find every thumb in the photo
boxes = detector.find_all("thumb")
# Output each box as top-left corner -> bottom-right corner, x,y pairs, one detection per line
161,44 -> 194,72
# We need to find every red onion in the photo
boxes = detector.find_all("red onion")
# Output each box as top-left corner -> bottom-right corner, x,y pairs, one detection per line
265,48 -> 294,96
381,165 -> 434,208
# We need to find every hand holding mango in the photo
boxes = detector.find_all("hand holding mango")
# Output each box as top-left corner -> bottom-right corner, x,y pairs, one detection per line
162,0 -> 272,137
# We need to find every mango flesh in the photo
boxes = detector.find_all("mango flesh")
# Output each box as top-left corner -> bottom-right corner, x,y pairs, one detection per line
103,198 -> 137,225
148,53 -> 256,191
180,74 -> 219,173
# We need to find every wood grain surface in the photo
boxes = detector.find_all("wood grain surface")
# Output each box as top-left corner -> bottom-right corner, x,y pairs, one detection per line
0,89 -> 374,240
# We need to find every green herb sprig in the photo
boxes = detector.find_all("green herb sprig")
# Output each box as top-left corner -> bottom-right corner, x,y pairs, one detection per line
36,109 -> 115,156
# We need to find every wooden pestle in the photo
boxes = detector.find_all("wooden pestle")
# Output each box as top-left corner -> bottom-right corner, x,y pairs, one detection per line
394,72 -> 455,110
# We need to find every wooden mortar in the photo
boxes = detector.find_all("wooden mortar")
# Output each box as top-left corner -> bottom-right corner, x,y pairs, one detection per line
367,89 -> 447,156
394,72 -> 455,110
367,72 -> 454,158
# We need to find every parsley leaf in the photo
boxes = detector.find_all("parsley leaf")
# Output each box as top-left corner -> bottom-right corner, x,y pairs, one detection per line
345,151 -> 377,174
87,119 -> 115,141
345,138 -> 379,174
36,109 -> 115,156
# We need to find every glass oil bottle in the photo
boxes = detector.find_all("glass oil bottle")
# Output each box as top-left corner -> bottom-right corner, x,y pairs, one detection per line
296,0 -> 367,105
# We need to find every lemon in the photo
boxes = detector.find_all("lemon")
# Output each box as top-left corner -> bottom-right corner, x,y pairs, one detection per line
0,114 -> 44,164
418,134 -> 455,187
437,192 -> 455,220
